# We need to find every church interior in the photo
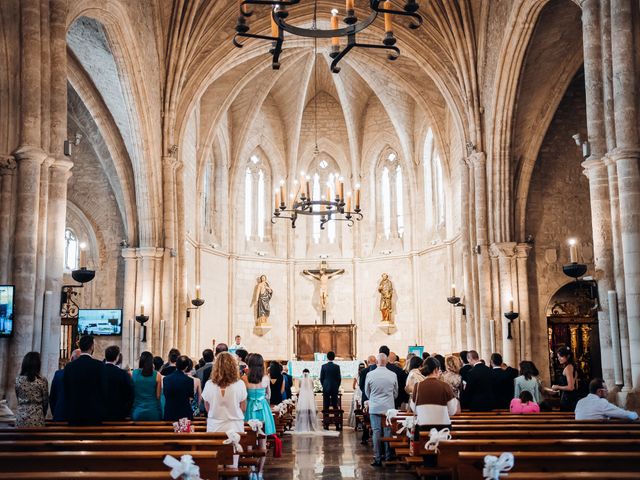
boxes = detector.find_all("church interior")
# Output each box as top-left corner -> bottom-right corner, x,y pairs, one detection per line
1,0 -> 640,478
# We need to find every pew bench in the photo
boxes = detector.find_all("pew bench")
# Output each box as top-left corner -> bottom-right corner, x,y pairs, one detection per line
456,451 -> 640,480
0,472 -> 174,480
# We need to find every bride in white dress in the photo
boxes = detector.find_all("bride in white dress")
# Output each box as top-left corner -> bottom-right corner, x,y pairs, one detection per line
295,369 -> 319,432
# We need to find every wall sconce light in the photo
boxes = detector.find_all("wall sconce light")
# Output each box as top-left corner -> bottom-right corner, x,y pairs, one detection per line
63,133 -> 82,157
563,238 -> 587,280
447,284 -> 466,314
572,133 -> 591,159
504,297 -> 518,340
135,303 -> 149,343
187,285 -> 205,320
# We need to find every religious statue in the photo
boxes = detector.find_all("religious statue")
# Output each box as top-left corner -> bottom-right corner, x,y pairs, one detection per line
378,273 -> 393,324
253,275 -> 273,325
302,261 -> 345,323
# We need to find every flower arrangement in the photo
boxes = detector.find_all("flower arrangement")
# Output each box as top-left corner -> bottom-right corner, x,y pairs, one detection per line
313,379 -> 323,393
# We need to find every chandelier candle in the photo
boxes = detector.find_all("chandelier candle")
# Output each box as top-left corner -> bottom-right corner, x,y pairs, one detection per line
331,9 -> 339,49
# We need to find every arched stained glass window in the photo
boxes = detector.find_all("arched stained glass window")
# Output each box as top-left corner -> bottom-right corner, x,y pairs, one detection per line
378,150 -> 403,240
423,128 -> 446,231
244,167 -> 252,240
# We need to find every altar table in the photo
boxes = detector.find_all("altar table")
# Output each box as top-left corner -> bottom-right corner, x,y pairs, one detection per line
287,360 -> 360,379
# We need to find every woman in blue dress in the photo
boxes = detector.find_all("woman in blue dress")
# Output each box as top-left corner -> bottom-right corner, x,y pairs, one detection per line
131,351 -> 162,421
243,353 -> 276,480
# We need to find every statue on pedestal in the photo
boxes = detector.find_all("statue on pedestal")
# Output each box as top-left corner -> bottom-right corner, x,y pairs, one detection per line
378,273 -> 393,324
253,275 -> 272,326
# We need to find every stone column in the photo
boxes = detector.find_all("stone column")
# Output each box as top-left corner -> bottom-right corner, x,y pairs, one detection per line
20,0 -> 42,147
470,152 -> 493,360
6,146 -> 47,402
490,242 -> 517,366
0,157 -> 17,282
161,156 -> 178,351
41,158 -> 73,381
515,243 -> 532,360
138,247 -> 158,350
581,0 -> 616,390
121,248 -> 138,368
610,0 -> 640,388
460,159 -> 476,349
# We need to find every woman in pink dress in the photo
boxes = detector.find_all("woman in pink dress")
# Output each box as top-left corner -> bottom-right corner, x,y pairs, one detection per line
510,390 -> 540,414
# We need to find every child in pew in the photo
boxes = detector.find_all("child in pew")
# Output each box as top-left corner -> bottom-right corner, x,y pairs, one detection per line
510,390 -> 540,414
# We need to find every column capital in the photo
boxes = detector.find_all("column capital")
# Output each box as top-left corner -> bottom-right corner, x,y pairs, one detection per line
468,151 -> 486,167
0,155 -> 17,175
162,155 -> 182,171
609,147 -> 640,162
50,157 -> 74,173
138,246 -> 159,258
515,243 -> 532,258
581,156 -> 606,171
489,242 -> 517,258
12,145 -> 48,164
121,247 -> 138,260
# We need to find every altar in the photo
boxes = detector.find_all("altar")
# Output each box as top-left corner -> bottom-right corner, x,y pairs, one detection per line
294,323 -> 357,360
287,360 -> 361,379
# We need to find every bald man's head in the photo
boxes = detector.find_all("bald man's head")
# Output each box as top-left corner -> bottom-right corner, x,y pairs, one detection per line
367,355 -> 376,365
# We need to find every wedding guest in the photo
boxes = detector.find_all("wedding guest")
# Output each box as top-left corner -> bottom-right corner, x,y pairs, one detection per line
459,350 -> 472,382
575,378 -> 639,421
196,349 -> 214,385
152,356 -> 164,372
282,364 -> 293,400
404,356 -> 426,397
63,335 -> 106,425
215,343 -> 229,356
15,352 -> 49,427
514,361 -> 542,403
163,355 -> 194,421
442,355 -> 463,398
434,354 -> 446,373
320,351 -> 341,410
404,353 -> 416,374
131,351 -> 162,421
349,363 -> 366,428
358,355 -> 377,444
50,349 -> 80,422
510,390 -> 540,414
236,349 -> 248,376
269,361 -> 285,405
461,350 -> 496,411
380,345 -> 408,408
202,352 -> 247,432
490,353 -> 518,409
243,353 -> 274,480
186,357 -> 202,417
413,357 -> 459,427
364,353 -> 398,467
548,346 -> 579,412
103,345 -> 134,421
160,348 -> 180,376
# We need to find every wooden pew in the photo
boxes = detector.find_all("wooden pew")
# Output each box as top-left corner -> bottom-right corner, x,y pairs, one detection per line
456,451 -> 640,480
0,473 -> 173,480
0,451 -> 220,479
448,429 -> 640,439
0,438 -> 232,454
507,474 -> 640,480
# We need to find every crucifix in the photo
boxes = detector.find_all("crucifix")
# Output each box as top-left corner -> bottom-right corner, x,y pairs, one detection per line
302,260 -> 345,324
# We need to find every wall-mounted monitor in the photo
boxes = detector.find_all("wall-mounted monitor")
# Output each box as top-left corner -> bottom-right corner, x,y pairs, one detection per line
77,309 -> 122,336
0,285 -> 15,337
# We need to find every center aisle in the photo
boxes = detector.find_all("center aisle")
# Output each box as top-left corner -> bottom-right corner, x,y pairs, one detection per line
264,429 -> 416,480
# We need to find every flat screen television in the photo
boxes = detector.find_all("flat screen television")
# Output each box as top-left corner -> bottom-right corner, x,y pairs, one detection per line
77,309 -> 123,336
0,285 -> 14,337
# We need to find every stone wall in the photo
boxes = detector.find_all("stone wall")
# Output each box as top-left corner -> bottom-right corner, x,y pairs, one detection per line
526,70 -> 593,382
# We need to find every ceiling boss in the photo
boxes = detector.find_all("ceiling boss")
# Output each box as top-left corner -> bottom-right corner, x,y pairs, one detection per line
233,0 -> 424,73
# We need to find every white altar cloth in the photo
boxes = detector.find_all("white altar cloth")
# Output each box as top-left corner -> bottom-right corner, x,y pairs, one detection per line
287,360 -> 360,379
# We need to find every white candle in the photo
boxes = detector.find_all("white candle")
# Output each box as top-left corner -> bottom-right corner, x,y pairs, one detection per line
140,303 -> 145,316
451,284 -> 456,297
196,285 -> 201,299
508,297 -> 514,313
568,238 -> 578,263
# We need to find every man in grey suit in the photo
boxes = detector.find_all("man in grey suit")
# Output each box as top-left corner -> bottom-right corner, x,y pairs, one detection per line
364,353 -> 398,466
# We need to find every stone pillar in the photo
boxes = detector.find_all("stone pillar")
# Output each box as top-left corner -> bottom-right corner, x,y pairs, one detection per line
161,156 -> 178,351
581,0 -> 617,390
610,0 -> 640,388
20,0 -> 42,147
515,243 -> 532,361
138,247 -> 158,350
0,157 -> 17,282
470,152 -> 493,360
6,146 -> 47,403
121,248 -> 138,368
40,158 -> 72,381
490,242 -> 517,366
604,156 -> 634,389
460,160 -> 476,350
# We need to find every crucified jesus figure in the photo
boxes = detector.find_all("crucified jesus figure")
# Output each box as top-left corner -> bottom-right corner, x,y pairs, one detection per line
302,261 -> 345,318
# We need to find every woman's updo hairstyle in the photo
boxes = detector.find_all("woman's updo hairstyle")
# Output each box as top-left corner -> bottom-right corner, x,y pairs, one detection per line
420,356 -> 441,376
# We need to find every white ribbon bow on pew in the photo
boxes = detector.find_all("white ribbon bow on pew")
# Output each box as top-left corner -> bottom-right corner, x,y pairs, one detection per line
424,427 -> 451,454
163,454 -> 202,480
276,402 -> 288,417
247,419 -> 266,436
223,430 -> 244,453
396,415 -> 417,438
385,409 -> 399,426
482,452 -> 515,480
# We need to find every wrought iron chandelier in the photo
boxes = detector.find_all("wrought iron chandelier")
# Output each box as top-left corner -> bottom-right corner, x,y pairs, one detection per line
271,25 -> 363,229
234,0 -> 423,73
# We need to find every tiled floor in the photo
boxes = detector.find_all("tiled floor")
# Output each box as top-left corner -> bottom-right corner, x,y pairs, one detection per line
264,428 -> 416,479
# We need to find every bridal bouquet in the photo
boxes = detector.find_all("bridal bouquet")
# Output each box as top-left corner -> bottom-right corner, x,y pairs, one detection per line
313,379 -> 323,393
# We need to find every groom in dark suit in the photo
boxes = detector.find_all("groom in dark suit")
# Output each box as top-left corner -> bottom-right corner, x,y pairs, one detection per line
320,351 -> 341,410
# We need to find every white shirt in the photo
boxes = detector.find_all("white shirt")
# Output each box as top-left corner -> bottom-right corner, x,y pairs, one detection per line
364,365 -> 398,414
201,379 -> 247,432
574,394 -> 639,421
